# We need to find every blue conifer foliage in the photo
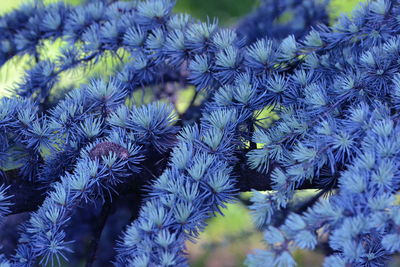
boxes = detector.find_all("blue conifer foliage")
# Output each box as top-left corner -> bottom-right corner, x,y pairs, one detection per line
1,0 -> 400,266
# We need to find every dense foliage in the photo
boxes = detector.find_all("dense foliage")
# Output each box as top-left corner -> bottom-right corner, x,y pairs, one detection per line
1,0 -> 400,266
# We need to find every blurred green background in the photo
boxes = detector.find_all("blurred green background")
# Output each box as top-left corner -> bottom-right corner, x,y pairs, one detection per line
1,0 -> 384,267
